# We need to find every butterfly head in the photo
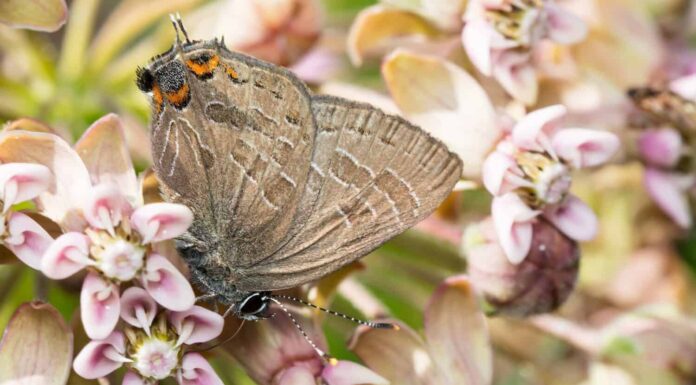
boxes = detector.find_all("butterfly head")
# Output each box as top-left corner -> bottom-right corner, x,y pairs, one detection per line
233,291 -> 273,321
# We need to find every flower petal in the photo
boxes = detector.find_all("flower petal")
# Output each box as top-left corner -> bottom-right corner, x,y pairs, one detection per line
552,128 -> 620,168
276,366 -> 317,385
123,371 -> 146,385
83,184 -> 132,233
41,232 -> 90,279
347,5 -> 440,66
4,212 -> 53,270
512,105 -> 567,152
142,253 -> 195,311
120,286 -> 157,332
0,163 -> 51,211
462,19 -> 495,76
0,0 -> 67,32
637,128 -> 682,168
492,193 -> 540,264
0,131 -> 92,224
179,353 -> 224,385
493,50 -> 538,105
130,203 -> 193,244
482,151 -> 525,196
73,331 -> 127,379
669,73 -> 696,101
643,169 -> 693,228
0,302 -> 72,385
349,321 -> 438,385
545,2 -> 588,45
544,195 -> 598,241
424,275 -> 492,385
382,50 -> 501,180
169,305 -> 224,346
322,360 -> 389,385
80,273 -> 121,340
74,114 -> 140,202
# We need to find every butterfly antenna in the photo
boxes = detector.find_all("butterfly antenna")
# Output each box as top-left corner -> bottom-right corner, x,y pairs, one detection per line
169,13 -> 182,45
271,294 -> 399,331
265,296 -> 339,366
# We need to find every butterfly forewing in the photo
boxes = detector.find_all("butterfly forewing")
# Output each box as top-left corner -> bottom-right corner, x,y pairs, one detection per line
234,95 -> 462,291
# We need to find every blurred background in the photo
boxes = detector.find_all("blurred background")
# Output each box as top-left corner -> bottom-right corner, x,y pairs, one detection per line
1,0 -> 696,384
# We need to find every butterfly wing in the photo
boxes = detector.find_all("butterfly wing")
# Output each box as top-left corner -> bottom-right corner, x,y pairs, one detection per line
234,95 -> 463,291
151,45 -> 318,266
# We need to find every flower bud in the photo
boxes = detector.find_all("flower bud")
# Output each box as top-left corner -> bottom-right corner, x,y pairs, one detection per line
463,216 -> 579,316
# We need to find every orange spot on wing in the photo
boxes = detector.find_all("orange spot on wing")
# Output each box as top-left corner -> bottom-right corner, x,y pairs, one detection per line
165,83 -> 191,109
152,84 -> 164,114
186,54 -> 220,77
225,65 -> 239,80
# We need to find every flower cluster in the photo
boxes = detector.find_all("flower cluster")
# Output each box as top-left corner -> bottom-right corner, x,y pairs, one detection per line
462,0 -> 587,104
74,287 -> 224,384
482,105 -> 619,263
632,74 -> 696,229
0,115 -> 224,384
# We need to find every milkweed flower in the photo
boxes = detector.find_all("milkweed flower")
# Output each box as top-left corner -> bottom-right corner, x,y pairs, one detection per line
0,162 -> 53,269
73,287 -> 225,384
482,104 -> 619,263
462,0 -> 587,104
0,114 -> 196,340
631,74 -> 696,229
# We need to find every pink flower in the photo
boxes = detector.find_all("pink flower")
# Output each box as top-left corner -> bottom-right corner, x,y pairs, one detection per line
0,162 -> 53,269
483,105 -> 619,263
462,0 -> 587,104
463,217 -> 579,316
73,287 -> 225,384
0,114 -> 195,339
224,301 -> 387,385
349,276 -> 492,385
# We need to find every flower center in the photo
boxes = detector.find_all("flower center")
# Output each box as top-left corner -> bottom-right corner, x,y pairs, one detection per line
131,337 -> 180,380
126,316 -> 182,381
515,151 -> 571,206
87,226 -> 145,282
486,0 -> 543,45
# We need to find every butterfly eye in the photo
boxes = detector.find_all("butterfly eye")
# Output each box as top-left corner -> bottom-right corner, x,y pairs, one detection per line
136,67 -> 154,92
237,292 -> 270,316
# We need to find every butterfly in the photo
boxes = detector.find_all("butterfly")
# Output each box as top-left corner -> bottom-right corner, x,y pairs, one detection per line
136,15 -> 462,322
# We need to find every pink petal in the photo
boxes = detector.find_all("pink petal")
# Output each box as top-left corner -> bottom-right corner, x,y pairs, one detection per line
492,193 -> 540,264
123,371 -> 146,385
482,151 -> 526,196
643,169 -> 693,228
179,353 -> 224,385
552,128 -> 620,168
83,184 -> 132,233
463,20 -> 494,76
41,232 -> 90,279
276,366 -> 317,385
544,195 -> 598,241
545,3 -> 588,45
512,105 -> 567,152
168,306 -> 224,346
73,331 -> 127,379
424,275 -> 492,385
0,163 -> 51,212
669,73 -> 696,101
322,360 -> 389,385
4,212 -> 53,270
74,114 -> 140,202
637,128 -> 682,168
130,203 -> 193,244
142,253 -> 195,311
120,286 -> 157,332
80,272 -> 121,340
493,50 -> 538,105
0,131 -> 92,224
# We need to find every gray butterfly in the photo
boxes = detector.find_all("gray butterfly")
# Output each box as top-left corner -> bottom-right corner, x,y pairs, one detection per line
136,19 -> 462,321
